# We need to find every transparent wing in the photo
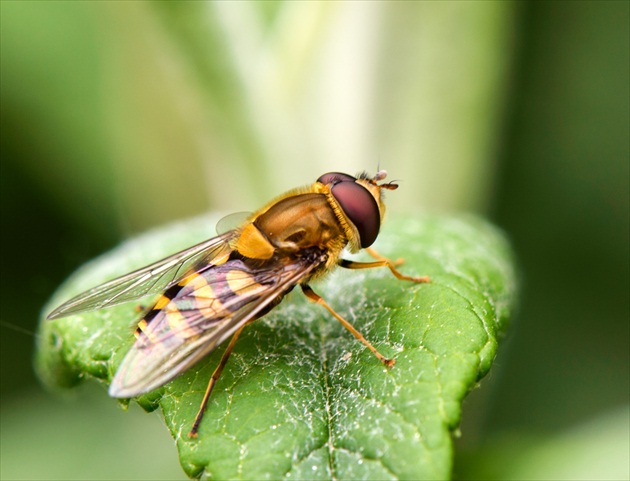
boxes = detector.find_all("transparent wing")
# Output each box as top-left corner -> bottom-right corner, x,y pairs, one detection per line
109,254 -> 324,397
47,231 -> 238,320
215,212 -> 252,235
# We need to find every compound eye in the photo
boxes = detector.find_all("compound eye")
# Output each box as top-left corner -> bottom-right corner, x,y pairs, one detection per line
330,181 -> 380,248
317,172 -> 356,185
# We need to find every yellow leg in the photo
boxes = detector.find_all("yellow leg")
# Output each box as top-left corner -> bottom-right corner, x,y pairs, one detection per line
339,247 -> 430,283
301,284 -> 396,368
188,325 -> 246,438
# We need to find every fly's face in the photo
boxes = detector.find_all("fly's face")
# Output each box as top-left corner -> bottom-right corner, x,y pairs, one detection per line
47,170 -> 428,438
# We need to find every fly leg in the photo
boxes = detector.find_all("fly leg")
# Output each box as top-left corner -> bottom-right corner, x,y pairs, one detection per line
339,247 -> 430,283
301,284 -> 396,368
188,325 -> 246,438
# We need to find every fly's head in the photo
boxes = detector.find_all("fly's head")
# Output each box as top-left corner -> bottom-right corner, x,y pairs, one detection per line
316,170 -> 398,253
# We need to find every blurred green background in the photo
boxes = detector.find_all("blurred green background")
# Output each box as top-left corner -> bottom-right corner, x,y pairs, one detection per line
1,1 -> 627,480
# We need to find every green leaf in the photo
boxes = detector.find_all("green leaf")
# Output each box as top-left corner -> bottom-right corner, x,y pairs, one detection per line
36,214 -> 517,480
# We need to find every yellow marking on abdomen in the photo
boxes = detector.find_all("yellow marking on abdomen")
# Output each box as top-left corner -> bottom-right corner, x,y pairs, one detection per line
179,272 -> 202,287
135,318 -> 160,343
194,280 -> 229,319
226,270 -> 263,297
134,319 -> 148,339
164,308 -> 197,339
154,294 -> 171,310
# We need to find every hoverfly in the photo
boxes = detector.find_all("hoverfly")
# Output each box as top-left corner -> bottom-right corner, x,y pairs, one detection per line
47,170 -> 429,437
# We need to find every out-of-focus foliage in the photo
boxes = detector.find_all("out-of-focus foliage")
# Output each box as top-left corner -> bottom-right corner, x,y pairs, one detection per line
2,1 -> 514,230
1,1 -> 628,480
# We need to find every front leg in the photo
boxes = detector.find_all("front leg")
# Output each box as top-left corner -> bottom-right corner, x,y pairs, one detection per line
339,247 -> 430,284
